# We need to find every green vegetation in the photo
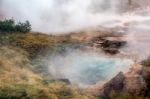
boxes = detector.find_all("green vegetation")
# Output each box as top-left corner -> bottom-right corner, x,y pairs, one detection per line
0,19 -> 31,33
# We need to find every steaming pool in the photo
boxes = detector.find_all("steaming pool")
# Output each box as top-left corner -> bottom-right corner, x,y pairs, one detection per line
49,51 -> 133,87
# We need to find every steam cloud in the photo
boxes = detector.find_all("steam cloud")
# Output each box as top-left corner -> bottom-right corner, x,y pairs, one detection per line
1,0 -> 150,86
0,0 -> 131,33
48,50 -> 133,87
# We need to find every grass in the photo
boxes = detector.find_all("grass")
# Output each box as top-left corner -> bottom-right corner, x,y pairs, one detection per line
0,32 -> 88,77
0,32 -> 72,58
0,29 -> 116,58
110,92 -> 149,99
0,46 -> 96,99
0,31 -> 149,99
0,30 -> 113,99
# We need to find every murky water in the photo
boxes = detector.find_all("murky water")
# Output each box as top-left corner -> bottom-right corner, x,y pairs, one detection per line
48,51 -> 133,86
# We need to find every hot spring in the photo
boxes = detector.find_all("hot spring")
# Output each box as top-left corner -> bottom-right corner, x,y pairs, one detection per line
48,51 -> 134,87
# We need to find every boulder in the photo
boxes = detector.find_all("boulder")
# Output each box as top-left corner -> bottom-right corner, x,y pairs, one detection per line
57,79 -> 71,85
124,75 -> 146,95
103,48 -> 119,55
91,36 -> 127,54
124,64 -> 146,95
101,40 -> 127,49
100,72 -> 125,98
99,64 -> 146,98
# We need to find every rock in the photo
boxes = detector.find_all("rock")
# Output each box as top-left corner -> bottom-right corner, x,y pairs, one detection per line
91,36 -> 127,54
57,79 -> 71,85
124,75 -> 146,95
124,64 -> 146,95
101,72 -> 125,98
103,48 -> 119,55
99,64 -> 146,98
101,40 -> 127,49
43,79 -> 71,85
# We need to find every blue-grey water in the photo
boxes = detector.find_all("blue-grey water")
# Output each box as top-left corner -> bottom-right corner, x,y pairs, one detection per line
48,51 -> 133,86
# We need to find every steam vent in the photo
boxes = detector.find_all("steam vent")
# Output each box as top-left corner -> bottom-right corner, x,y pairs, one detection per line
0,0 -> 150,99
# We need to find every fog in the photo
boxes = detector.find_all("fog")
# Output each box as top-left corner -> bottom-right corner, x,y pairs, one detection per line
1,0 -> 150,86
1,0 -> 150,33
0,0 -> 130,33
48,50 -> 133,87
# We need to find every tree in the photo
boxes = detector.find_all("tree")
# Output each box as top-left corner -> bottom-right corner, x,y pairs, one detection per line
24,21 -> 31,32
0,18 -> 15,32
15,21 -> 31,33
0,19 -> 31,33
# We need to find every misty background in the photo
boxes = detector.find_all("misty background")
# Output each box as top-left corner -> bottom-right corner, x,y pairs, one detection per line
0,0 -> 146,33
1,0 -> 149,59
1,0 -> 150,86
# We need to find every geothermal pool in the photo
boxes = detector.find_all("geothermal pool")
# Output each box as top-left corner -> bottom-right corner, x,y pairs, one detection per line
48,51 -> 133,87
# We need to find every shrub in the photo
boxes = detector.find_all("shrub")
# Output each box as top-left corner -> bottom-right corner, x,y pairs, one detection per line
15,21 -> 31,33
0,19 -> 31,33
0,19 -> 15,32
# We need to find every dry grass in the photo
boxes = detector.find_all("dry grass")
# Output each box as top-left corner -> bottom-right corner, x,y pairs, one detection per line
0,46 -> 96,99
0,29 -> 116,58
110,91 -> 149,99
0,31 -> 127,99
0,46 -> 41,85
0,32 -> 85,58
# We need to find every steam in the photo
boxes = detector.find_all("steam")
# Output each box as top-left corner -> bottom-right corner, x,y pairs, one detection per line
48,50 -> 133,87
1,0 -> 150,86
0,0 -> 131,33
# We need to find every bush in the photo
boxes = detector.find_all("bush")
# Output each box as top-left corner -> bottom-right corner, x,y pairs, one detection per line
0,19 -> 15,32
0,19 -> 31,33
15,21 -> 31,33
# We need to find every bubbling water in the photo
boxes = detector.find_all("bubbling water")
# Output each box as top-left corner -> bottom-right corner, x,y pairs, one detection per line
48,51 -> 133,87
